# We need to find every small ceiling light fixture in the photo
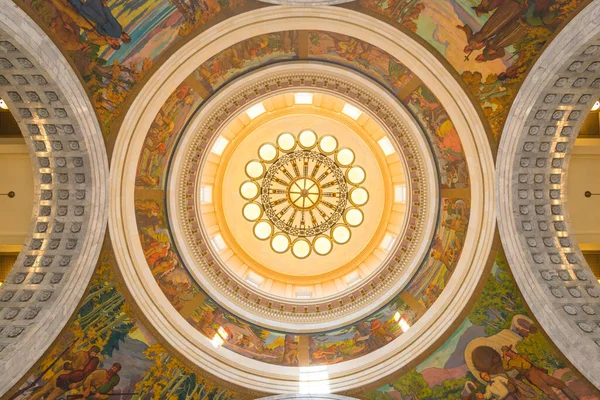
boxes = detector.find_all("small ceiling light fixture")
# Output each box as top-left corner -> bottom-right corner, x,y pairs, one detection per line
0,191 -> 15,198
246,102 -> 266,120
0,98 -> 8,110
341,103 -> 362,120
294,92 -> 313,105
200,185 -> 213,204
210,326 -> 229,348
377,136 -> 396,156
211,136 -> 229,155
585,191 -> 600,198
394,185 -> 407,203
394,312 -> 411,333
592,100 -> 600,111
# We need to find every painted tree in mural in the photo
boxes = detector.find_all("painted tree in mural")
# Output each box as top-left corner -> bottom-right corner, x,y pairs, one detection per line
136,344 -> 236,400
85,57 -> 153,135
390,369 -> 432,399
428,376 -> 470,400
469,258 -> 526,335
515,332 -> 567,375
367,0 -> 424,30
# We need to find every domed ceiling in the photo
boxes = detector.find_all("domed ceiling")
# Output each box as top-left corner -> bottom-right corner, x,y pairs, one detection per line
1,0 -> 600,398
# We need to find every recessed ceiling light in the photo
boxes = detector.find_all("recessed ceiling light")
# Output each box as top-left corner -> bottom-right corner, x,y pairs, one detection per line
398,316 -> 410,333
210,233 -> 227,252
200,185 -> 213,203
380,233 -> 395,251
295,287 -> 313,298
344,270 -> 361,286
211,136 -> 229,155
0,99 -> 7,110
245,270 -> 264,288
342,103 -> 362,120
211,333 -> 224,348
394,184 -> 407,203
246,102 -> 266,120
378,136 -> 395,156
592,101 -> 600,111
294,92 -> 313,105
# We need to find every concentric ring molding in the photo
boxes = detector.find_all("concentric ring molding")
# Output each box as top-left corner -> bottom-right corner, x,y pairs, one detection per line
110,7 -> 495,393
167,62 -> 437,331
0,0 -> 108,394
497,0 -> 600,388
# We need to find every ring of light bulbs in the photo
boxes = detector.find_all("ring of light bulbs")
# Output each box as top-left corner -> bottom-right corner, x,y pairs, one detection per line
240,129 -> 369,259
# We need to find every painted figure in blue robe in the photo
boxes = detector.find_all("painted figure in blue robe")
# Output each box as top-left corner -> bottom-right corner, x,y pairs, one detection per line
68,0 -> 131,50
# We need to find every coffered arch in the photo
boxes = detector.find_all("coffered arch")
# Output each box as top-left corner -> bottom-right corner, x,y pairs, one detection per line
497,0 -> 600,388
0,0 -> 108,395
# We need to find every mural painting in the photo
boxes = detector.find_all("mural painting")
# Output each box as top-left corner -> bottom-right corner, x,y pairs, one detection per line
196,31 -> 299,91
17,0 -> 248,137
135,30 -> 299,191
136,83 -> 205,190
359,0 -> 582,138
9,242 -> 247,400
306,31 -> 469,189
134,191 -> 470,366
17,0 -> 584,143
129,30 -> 474,366
361,253 -> 599,400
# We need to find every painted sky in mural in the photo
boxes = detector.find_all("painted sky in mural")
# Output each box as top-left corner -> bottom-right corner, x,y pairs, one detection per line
359,0 -> 581,138
362,253 -> 600,400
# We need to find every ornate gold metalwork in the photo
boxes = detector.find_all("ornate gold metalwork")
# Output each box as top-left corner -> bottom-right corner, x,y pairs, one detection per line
240,130 -> 369,258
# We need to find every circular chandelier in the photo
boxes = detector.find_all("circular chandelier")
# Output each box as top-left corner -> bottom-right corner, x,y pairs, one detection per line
240,129 -> 369,258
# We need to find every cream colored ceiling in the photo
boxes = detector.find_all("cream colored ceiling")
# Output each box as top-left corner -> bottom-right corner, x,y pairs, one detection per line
221,113 -> 385,276
199,91 -> 408,298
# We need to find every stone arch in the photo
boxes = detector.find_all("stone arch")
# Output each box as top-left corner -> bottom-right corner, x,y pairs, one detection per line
497,0 -> 600,389
0,0 -> 109,394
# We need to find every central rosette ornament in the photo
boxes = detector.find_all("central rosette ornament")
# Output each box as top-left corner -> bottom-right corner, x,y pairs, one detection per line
240,130 -> 369,258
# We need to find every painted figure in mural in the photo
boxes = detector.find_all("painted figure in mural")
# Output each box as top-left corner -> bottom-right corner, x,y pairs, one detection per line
68,0 -> 131,50
29,345 -> 100,400
458,0 -> 559,62
501,345 -> 579,400
171,0 -> 209,24
355,321 -> 378,352
283,334 -> 299,366
370,319 -> 393,346
80,363 -> 122,400
430,236 -> 455,271
476,372 -> 520,400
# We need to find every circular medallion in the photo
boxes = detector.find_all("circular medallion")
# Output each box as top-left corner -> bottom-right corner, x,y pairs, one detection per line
261,150 -> 347,237
242,130 -> 368,258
